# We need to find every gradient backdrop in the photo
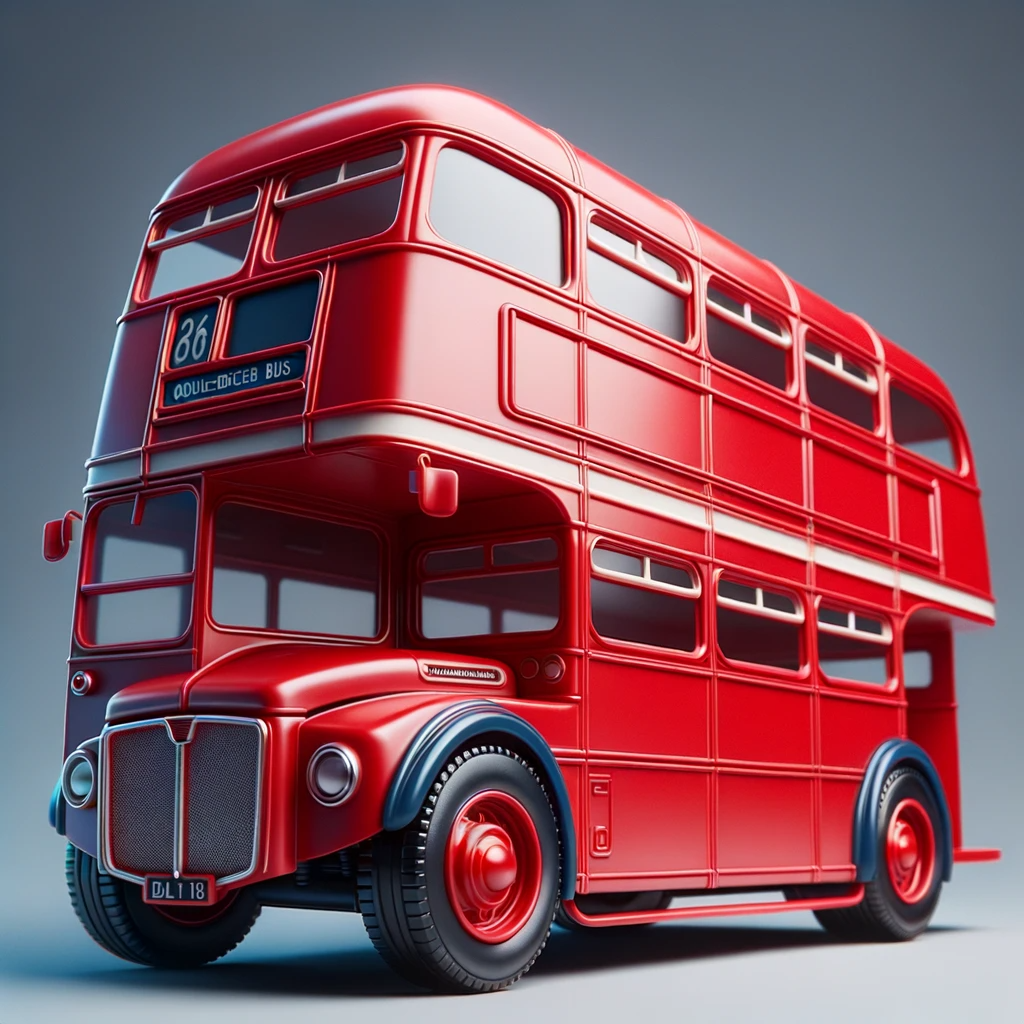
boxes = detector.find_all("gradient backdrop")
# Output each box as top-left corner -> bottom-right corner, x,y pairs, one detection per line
2,2 -> 1021,1020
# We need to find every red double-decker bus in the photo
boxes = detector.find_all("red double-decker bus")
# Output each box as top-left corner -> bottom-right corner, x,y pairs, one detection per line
45,85 -> 999,992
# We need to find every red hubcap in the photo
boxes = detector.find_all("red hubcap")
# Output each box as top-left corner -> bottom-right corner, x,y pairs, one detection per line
445,790 -> 542,943
886,798 -> 936,904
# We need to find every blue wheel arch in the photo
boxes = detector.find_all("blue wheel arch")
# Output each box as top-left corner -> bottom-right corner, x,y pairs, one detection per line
853,738 -> 953,884
383,700 -> 577,900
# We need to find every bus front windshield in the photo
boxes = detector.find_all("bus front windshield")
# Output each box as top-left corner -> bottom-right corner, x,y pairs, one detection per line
83,490 -> 197,646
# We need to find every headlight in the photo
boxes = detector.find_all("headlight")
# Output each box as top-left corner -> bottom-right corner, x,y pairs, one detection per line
61,748 -> 97,809
307,744 -> 359,806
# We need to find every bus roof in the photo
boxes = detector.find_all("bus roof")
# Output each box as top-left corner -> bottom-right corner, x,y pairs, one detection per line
162,83 -> 960,414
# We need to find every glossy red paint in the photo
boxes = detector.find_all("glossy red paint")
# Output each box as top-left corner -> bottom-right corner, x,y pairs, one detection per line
444,790 -> 543,944
886,798 -> 937,904
52,85 -> 999,980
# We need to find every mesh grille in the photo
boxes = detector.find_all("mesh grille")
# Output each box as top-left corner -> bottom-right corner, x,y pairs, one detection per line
108,724 -> 177,875
185,721 -> 261,878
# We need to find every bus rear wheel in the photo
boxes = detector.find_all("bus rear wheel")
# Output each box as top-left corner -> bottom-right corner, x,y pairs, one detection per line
65,843 -> 260,967
358,745 -> 560,993
815,767 -> 942,941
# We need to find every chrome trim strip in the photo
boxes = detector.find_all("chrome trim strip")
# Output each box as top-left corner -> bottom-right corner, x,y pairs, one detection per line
148,427 -> 304,474
314,411 -> 581,486
99,715 -> 267,888
85,454 -> 142,489
582,473 -> 995,622
590,470 -> 709,529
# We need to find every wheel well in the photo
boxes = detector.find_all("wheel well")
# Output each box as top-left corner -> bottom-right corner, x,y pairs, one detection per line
853,739 -> 953,884
382,701 -> 577,900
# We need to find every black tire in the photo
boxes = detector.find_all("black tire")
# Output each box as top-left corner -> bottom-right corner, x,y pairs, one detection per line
66,843 -> 260,967
359,744 -> 560,993
815,767 -> 943,941
554,890 -> 672,930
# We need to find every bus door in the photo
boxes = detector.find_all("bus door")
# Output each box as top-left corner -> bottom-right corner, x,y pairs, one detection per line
585,537 -> 712,891
713,573 -> 816,886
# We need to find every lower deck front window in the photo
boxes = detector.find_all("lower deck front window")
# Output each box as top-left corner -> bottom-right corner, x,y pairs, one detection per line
212,502 -> 380,638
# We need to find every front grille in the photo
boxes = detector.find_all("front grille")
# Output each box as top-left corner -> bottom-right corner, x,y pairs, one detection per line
185,720 -> 261,877
108,724 -> 177,874
103,717 -> 263,882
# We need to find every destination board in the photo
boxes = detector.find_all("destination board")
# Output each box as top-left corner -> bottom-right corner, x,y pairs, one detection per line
163,350 -> 307,407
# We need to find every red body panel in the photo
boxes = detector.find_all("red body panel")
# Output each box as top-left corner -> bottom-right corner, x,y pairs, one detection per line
63,85 -> 995,907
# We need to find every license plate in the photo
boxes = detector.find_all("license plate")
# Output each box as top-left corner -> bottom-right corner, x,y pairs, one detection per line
143,875 -> 216,905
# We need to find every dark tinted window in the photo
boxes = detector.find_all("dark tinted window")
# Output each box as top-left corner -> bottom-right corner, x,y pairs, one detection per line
591,576 -> 696,651
807,365 -> 875,429
587,248 -> 686,340
212,503 -> 379,638
708,314 -> 788,390
430,148 -> 563,285
818,630 -> 889,685
274,175 -> 403,260
421,569 -> 560,638
227,278 -> 319,357
717,605 -> 801,670
891,386 -> 956,469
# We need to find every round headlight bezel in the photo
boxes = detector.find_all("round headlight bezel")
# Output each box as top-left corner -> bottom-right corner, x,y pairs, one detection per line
61,748 -> 97,809
307,743 -> 359,807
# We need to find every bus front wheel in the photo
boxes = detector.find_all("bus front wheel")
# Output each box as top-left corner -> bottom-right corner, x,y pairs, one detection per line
815,767 -> 942,941
358,744 -> 560,993
65,843 -> 260,967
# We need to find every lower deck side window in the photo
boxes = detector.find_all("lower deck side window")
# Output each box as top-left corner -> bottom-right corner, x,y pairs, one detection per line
421,569 -> 559,638
591,576 -> 696,651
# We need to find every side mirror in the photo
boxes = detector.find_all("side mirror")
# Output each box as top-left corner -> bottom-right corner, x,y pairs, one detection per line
43,510 -> 82,562
410,454 -> 458,518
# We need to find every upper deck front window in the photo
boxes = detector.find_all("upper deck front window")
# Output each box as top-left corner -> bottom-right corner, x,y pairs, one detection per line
273,143 -> 405,261
145,190 -> 259,300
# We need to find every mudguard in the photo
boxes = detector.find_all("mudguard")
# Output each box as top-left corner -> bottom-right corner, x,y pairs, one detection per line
854,738 -> 953,883
49,779 -> 66,836
383,700 -> 577,900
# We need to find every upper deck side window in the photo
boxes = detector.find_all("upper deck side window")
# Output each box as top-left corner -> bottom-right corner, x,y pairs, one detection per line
145,189 -> 260,300
706,283 -> 791,391
428,147 -> 565,287
804,335 -> 878,431
273,143 -> 406,262
586,220 -> 690,342
890,383 -> 958,471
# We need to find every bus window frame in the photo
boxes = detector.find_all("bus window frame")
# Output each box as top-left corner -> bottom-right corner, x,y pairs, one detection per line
801,328 -> 882,436
419,135 -> 577,294
266,136 -> 409,265
713,569 -> 808,680
154,267 -> 325,418
139,185 -> 264,304
205,494 -> 390,646
584,211 -> 696,350
587,536 -> 705,658
412,531 -> 564,644
887,375 -> 966,478
705,277 -> 796,396
814,597 -> 897,695
74,484 -> 200,652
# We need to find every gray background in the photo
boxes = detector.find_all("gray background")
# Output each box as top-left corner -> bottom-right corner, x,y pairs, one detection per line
1,1 -> 1020,1020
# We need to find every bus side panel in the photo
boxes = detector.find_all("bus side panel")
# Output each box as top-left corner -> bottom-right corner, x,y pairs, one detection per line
316,253 -> 581,456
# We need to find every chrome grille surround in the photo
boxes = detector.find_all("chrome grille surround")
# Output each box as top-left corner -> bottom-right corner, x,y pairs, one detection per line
99,715 -> 266,886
